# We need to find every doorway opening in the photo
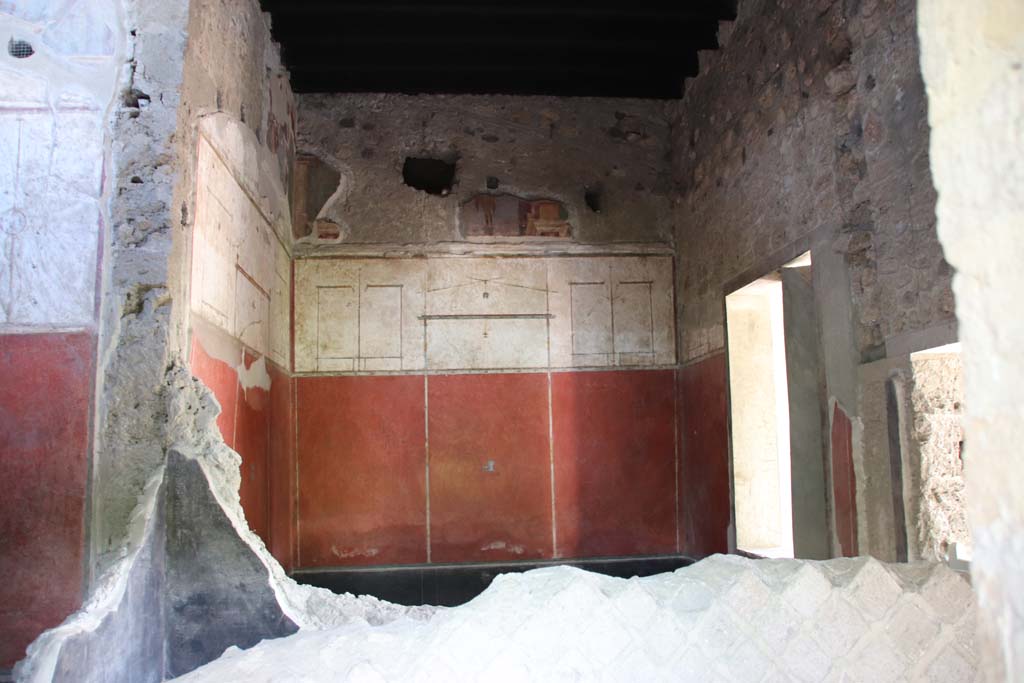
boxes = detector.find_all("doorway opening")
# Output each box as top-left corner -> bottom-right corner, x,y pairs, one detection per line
726,251 -> 829,559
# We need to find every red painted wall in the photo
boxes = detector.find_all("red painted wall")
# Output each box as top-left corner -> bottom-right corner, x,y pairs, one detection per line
0,332 -> 94,668
189,333 -> 240,451
189,328 -> 296,565
831,402 -> 858,556
552,370 -> 677,558
186,352 -> 733,570
292,369 -> 681,569
677,354 -> 731,557
267,362 -> 295,571
428,373 -> 552,562
296,375 -> 427,567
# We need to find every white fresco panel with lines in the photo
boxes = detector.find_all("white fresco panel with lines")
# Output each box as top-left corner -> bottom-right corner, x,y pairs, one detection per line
295,255 -> 674,373
190,136 -> 291,366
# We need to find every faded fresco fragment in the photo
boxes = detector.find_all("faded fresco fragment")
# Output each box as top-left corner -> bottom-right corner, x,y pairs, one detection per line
460,193 -> 571,238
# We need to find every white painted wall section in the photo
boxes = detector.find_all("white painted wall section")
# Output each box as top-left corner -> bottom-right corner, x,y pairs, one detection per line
294,255 -> 675,373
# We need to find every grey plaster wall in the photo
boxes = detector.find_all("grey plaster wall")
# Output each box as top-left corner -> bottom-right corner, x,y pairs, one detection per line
296,93 -> 673,246
165,451 -> 297,678
782,267 -> 830,560
46,480 -> 167,683
907,352 -> 967,562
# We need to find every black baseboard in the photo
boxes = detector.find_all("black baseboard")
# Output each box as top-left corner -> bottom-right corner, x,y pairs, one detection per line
293,555 -> 694,607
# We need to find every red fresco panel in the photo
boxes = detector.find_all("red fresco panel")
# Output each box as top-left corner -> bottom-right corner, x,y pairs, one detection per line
234,350 -> 270,546
552,370 -> 677,558
189,333 -> 239,450
297,375 -> 426,567
831,402 -> 858,557
267,360 -> 295,570
428,373 -> 553,563
677,354 -> 731,557
0,332 -> 93,668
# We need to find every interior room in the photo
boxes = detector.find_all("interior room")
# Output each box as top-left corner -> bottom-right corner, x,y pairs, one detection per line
1,0 -> 1020,680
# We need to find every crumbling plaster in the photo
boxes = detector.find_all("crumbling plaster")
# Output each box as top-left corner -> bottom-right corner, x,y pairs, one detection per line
918,0 -> 1024,677
907,351 -> 967,563
296,94 -> 673,247
90,0 -> 296,578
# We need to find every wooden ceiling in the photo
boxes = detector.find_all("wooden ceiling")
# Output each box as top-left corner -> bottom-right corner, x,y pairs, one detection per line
259,0 -> 736,98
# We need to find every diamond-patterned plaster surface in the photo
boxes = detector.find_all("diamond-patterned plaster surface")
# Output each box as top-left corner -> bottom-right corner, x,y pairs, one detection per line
178,555 -> 978,682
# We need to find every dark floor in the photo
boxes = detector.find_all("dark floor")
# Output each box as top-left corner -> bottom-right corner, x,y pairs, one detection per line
293,555 -> 694,606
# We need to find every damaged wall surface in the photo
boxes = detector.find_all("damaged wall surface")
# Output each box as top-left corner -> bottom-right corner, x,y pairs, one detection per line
2,0 -> 298,667
15,366 -> 437,681
280,92 -> 692,569
187,116 -> 294,566
93,0 -> 298,588
295,94 -> 673,246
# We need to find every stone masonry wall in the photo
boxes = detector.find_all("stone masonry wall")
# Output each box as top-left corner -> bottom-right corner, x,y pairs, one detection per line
297,94 -> 672,246
907,352 -> 967,562
671,0 -> 952,364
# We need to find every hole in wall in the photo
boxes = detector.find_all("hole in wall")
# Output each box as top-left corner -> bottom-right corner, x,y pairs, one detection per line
584,186 -> 602,213
402,157 -> 456,196
124,88 -> 151,109
8,38 -> 34,59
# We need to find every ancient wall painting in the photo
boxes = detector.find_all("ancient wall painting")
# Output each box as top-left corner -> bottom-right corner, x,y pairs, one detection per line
460,193 -> 572,238
294,255 -> 675,373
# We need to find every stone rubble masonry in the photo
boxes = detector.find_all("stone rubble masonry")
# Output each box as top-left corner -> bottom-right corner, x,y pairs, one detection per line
671,0 -> 953,364
856,351 -> 969,565
907,352 -> 968,563
295,93 -> 673,247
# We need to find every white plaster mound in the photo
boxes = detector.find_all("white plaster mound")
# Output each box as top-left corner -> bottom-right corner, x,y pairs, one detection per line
176,554 -> 977,683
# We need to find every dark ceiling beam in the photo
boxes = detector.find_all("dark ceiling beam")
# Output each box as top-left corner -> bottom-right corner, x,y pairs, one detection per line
276,32 -> 716,50
290,79 -> 684,99
268,19 -> 722,38
259,0 -> 731,97
263,3 -> 732,21
279,46 -> 704,66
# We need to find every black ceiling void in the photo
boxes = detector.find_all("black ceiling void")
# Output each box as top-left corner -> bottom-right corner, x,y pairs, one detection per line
258,1 -> 737,98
